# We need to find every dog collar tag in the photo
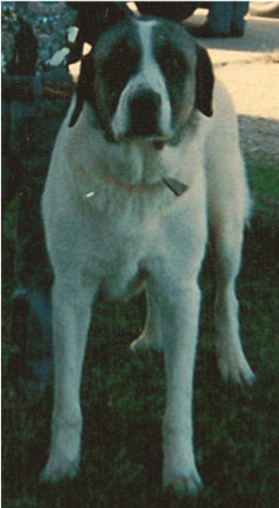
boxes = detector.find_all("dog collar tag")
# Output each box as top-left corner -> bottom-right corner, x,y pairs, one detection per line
162,177 -> 188,197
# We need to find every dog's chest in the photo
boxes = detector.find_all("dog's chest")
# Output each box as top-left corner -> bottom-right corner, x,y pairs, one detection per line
83,178 -> 169,228
65,114 -> 205,300
80,181 -> 170,299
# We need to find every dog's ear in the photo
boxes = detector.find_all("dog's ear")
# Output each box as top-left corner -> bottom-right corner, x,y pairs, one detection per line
195,45 -> 214,117
68,3 -> 134,128
69,51 -> 95,128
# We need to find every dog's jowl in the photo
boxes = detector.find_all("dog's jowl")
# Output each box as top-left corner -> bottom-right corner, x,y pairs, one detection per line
41,8 -> 255,497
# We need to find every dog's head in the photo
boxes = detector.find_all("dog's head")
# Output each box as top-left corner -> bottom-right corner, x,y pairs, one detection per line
70,7 -> 214,146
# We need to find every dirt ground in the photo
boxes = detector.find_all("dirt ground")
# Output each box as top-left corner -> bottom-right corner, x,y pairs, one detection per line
188,9 -> 279,167
215,53 -> 279,166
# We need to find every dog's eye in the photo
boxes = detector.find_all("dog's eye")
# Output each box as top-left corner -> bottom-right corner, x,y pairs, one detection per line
159,47 -> 187,83
102,43 -> 139,89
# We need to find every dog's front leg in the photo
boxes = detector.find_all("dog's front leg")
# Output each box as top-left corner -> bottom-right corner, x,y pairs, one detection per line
41,279 -> 97,483
149,278 -> 202,497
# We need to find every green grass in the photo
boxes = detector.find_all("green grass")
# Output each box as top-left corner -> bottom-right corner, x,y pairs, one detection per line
2,161 -> 278,508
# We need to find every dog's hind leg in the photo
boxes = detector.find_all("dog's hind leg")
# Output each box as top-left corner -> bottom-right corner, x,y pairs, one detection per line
211,208 -> 255,386
130,291 -> 163,352
41,278 -> 97,483
205,83 -> 255,386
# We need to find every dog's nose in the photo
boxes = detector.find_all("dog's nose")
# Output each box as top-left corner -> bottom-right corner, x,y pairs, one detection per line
129,89 -> 162,136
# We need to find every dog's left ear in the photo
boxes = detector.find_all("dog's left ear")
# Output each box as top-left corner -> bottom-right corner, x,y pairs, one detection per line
195,45 -> 214,117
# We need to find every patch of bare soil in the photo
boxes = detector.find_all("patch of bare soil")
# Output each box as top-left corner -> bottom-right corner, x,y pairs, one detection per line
215,53 -> 279,166
239,115 -> 279,166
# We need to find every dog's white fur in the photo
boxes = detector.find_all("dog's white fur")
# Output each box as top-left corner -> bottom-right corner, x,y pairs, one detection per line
41,18 -> 255,496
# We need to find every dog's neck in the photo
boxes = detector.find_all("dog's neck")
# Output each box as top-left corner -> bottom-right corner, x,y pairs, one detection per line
73,104 -> 189,197
85,169 -> 188,198
101,170 -> 164,193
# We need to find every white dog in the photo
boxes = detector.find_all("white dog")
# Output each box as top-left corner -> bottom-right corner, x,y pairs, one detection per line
41,8 -> 255,497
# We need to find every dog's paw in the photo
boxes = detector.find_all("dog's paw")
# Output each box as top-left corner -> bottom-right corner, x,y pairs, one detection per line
40,457 -> 79,484
130,334 -> 162,353
163,469 -> 202,498
218,352 -> 256,387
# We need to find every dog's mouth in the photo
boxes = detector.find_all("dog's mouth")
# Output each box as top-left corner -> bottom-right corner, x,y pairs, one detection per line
115,133 -> 169,150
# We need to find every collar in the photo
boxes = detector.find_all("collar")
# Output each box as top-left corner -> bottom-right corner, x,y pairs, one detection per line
86,172 -> 188,197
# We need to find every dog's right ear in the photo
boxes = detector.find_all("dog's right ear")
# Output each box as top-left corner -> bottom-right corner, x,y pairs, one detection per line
68,3 -> 134,128
69,51 -> 95,128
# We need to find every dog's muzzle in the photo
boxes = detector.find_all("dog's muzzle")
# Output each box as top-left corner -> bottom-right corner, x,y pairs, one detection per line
128,89 -> 162,137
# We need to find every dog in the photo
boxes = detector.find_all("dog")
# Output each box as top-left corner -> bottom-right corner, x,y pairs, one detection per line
41,7 -> 255,497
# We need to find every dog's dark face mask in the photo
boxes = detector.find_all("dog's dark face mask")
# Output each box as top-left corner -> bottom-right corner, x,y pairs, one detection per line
69,9 -> 214,146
